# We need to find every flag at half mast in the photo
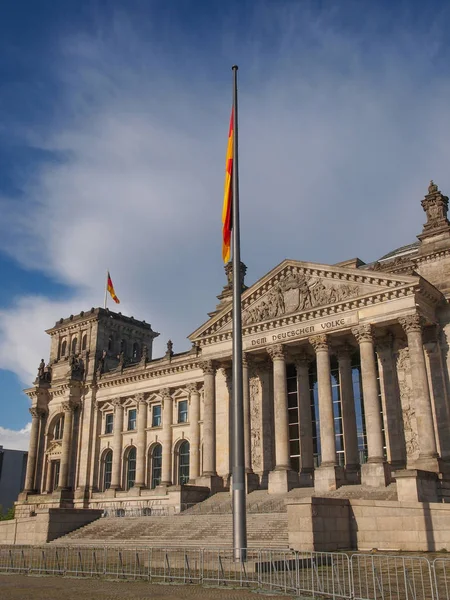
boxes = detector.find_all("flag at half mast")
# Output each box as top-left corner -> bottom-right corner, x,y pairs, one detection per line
222,108 -> 234,263
107,271 -> 120,304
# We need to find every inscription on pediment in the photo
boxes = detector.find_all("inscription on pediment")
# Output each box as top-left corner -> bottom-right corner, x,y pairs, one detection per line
242,273 -> 360,326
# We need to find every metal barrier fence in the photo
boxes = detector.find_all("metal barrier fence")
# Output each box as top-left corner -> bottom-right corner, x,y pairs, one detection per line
1,545 -> 449,598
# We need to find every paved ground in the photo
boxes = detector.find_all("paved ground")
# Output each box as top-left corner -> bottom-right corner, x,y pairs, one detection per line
0,574 -> 291,599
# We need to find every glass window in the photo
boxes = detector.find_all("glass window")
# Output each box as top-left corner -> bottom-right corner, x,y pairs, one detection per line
105,413 -> 113,434
104,451 -> 112,490
178,440 -> 190,484
71,337 -> 77,354
61,340 -> 67,357
128,409 -> 137,430
54,416 -> 64,440
82,334 -> 87,351
151,444 -> 162,489
53,461 -> 60,491
178,400 -> 188,423
126,447 -> 136,490
132,343 -> 140,359
108,336 -> 113,351
152,405 -> 162,427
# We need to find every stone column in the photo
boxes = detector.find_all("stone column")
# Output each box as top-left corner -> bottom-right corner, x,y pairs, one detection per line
200,361 -> 217,476
375,334 -> 406,469
23,407 -> 43,493
352,325 -> 388,487
424,327 -> 450,459
134,394 -> 148,489
188,384 -> 201,480
58,401 -> 75,490
109,399 -> 124,491
242,354 -> 252,473
310,334 -> 339,492
293,352 -> 314,486
399,314 -> 439,471
160,388 -> 173,486
267,344 -> 299,494
44,458 -> 53,493
75,384 -> 96,498
337,345 -> 360,482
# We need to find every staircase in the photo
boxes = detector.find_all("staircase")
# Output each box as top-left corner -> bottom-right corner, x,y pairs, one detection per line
51,491 -> 290,549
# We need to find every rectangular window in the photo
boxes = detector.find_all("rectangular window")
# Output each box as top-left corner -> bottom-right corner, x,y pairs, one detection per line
105,413 -> 114,434
152,405 -> 162,427
178,400 -> 188,423
128,408 -> 137,431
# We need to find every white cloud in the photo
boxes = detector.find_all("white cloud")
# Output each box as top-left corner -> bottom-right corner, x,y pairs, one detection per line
2,3 -> 450,399
0,423 -> 31,451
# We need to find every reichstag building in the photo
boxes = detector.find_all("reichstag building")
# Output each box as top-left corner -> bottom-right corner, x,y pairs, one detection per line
18,181 -> 450,518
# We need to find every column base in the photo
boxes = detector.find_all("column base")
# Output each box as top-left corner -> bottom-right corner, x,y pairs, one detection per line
394,469 -> 440,502
344,464 -> 361,485
268,468 -> 299,494
195,475 -> 224,494
229,472 -> 260,495
314,465 -> 343,493
414,455 -> 446,474
298,469 -> 314,487
361,461 -> 390,487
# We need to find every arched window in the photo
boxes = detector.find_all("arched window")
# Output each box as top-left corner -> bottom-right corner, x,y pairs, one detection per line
178,440 -> 190,485
108,335 -> 113,351
151,444 -> 162,489
132,342 -> 140,360
126,447 -> 136,490
103,450 -> 113,490
54,416 -> 64,440
71,337 -> 77,355
120,339 -> 127,354
81,334 -> 87,351
61,340 -> 67,357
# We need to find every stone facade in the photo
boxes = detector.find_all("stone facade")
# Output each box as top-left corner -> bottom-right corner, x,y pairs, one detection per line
11,182 -> 450,544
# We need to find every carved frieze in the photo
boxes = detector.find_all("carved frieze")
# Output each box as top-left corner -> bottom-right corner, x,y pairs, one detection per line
249,375 -> 262,471
242,272 -> 360,326
396,347 -> 419,460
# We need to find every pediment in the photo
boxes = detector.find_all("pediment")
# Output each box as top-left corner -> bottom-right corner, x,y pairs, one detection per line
189,259 -> 420,342
46,440 -> 62,456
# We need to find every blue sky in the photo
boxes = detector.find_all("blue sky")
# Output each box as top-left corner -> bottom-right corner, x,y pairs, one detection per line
2,0 -> 450,448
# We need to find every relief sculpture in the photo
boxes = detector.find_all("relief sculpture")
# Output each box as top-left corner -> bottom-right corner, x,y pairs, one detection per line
396,347 -> 419,460
249,376 -> 262,471
242,272 -> 360,326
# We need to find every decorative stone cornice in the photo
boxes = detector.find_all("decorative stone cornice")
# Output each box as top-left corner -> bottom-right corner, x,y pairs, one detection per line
399,313 -> 424,334
352,325 -> 373,344
309,334 -> 328,352
267,344 -> 285,361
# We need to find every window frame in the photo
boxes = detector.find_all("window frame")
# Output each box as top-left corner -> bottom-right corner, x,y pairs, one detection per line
105,413 -> 114,435
177,400 -> 188,424
127,408 -> 137,431
152,405 -> 162,428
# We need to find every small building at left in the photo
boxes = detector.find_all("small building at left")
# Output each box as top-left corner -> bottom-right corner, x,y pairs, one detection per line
0,447 -> 27,513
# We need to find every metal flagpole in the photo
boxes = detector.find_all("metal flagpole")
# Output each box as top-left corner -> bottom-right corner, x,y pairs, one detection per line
231,64 -> 247,561
104,270 -> 108,309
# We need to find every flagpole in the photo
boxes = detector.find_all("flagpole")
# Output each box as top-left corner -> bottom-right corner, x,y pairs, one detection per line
231,64 -> 247,562
104,270 -> 108,310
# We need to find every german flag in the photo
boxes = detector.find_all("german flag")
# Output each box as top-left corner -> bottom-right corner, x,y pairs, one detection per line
222,108 -> 233,263
107,271 -> 120,304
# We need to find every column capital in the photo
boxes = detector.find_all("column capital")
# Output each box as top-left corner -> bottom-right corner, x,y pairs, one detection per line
199,360 -> 216,375
267,344 -> 286,361
111,398 -> 123,410
352,324 -> 373,343
242,353 -> 254,368
399,313 -> 424,334
292,350 -> 312,368
29,406 -> 45,419
336,343 -> 354,360
135,393 -> 147,405
160,387 -> 172,400
61,400 -> 76,413
187,383 -> 200,395
309,334 -> 328,352
375,333 -> 394,354
221,367 -> 232,389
